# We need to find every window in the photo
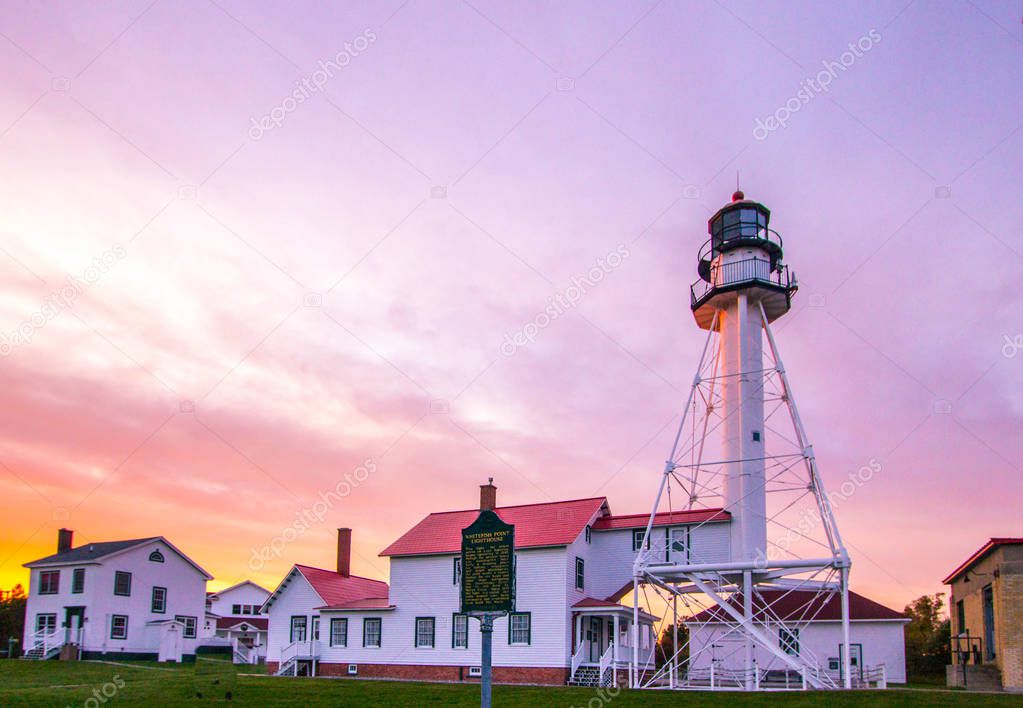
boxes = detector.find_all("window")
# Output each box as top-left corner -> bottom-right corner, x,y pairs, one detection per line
290,616 -> 307,643
509,613 -> 531,646
113,571 -> 132,596
35,613 -> 57,634
363,618 -> 381,647
585,526 -> 592,544
150,586 -> 167,613
175,615 -> 197,639
311,616 -> 320,641
956,599 -> 966,635
632,529 -> 650,552
415,617 -> 435,648
71,568 -> 85,594
110,615 -> 129,640
668,527 -> 688,562
453,557 -> 462,586
232,604 -> 241,615
148,550 -> 164,563
779,628 -> 800,655
330,618 -> 348,647
575,557 -> 585,590
452,614 -> 468,649
39,570 -> 59,595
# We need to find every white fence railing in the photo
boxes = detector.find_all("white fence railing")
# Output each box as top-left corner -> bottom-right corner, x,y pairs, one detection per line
28,629 -> 62,658
599,642 -> 615,687
570,640 -> 588,678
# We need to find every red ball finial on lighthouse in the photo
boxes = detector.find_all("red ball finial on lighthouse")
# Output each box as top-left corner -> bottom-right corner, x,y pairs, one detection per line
732,190 -> 745,202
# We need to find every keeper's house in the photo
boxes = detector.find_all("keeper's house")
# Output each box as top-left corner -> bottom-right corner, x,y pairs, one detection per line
22,529 -> 210,662
263,481 -> 729,684
202,580 -> 272,665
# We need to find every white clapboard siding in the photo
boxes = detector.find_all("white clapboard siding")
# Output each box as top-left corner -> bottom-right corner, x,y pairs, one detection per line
689,522 -> 731,564
270,548 -> 573,668
690,619 -> 908,683
24,540 -> 208,656
265,571 -> 323,662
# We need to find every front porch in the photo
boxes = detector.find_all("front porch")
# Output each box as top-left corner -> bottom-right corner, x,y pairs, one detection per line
569,599 -> 658,687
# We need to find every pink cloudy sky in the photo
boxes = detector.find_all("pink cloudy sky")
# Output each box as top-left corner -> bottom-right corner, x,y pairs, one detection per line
0,1 -> 1021,612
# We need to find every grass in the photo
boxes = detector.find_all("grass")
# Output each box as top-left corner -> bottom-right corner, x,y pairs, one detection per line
1,660 -> 1019,707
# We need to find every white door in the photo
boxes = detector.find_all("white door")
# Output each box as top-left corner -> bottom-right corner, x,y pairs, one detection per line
158,625 -> 182,663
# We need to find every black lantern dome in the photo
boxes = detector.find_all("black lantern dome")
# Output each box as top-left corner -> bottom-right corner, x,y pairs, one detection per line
690,192 -> 797,329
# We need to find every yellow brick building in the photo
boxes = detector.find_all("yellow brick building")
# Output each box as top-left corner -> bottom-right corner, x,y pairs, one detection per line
944,538 -> 1023,691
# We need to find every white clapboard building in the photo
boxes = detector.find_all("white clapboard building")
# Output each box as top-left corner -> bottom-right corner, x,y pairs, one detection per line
22,529 -> 211,662
686,589 -> 910,685
263,482 -> 741,685
203,580 -> 272,664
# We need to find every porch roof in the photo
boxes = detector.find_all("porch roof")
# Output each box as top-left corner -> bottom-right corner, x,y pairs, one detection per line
572,597 -> 659,622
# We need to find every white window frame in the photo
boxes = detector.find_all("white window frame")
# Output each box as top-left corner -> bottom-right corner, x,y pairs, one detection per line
363,618 -> 381,648
175,615 -> 197,639
509,613 -> 531,646
151,586 -> 167,614
39,570 -> 59,595
452,614 -> 468,649
110,615 -> 129,640
415,617 -> 435,649
35,613 -> 57,634
330,618 -> 348,647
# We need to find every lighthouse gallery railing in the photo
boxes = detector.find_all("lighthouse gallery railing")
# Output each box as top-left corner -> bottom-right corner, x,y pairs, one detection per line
690,257 -> 793,307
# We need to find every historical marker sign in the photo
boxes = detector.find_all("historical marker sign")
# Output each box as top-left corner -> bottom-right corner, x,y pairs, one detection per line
460,510 -> 515,614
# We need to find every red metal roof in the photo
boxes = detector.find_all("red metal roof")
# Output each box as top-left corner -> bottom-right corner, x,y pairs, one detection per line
688,590 -> 906,624
379,498 -> 609,557
317,597 -> 394,611
592,508 -> 730,530
573,597 -> 628,609
943,538 -> 1023,585
295,565 -> 389,606
216,617 -> 268,631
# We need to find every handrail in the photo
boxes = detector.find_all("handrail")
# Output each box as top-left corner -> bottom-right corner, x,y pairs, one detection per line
26,629 -> 62,659
599,642 -> 614,686
571,640 -> 588,677
691,258 -> 793,306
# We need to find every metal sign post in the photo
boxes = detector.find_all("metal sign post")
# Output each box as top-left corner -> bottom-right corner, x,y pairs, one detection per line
461,510 -> 515,708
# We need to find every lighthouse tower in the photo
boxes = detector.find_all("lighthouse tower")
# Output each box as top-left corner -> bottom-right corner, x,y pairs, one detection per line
697,192 -> 788,563
630,192 -> 852,691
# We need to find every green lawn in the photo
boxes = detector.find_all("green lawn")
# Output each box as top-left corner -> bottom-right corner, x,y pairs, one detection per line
1,660 -> 1019,707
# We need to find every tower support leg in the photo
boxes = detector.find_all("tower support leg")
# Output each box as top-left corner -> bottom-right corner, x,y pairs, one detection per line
841,566 -> 852,689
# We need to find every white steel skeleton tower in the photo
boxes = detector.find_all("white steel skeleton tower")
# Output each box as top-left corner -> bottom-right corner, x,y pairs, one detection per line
630,192 -> 852,690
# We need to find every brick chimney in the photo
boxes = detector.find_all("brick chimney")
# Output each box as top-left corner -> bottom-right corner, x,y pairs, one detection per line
336,528 -> 352,577
480,478 -> 497,511
57,528 -> 73,554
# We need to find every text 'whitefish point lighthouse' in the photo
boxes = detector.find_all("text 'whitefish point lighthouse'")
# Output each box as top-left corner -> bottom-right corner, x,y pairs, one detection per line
631,192 -> 857,691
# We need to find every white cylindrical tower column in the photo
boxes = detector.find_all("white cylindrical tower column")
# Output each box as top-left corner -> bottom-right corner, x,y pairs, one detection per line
720,291 -> 767,562
691,191 -> 796,564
